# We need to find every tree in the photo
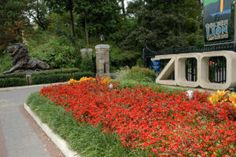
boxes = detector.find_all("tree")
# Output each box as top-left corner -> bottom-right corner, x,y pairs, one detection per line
118,0 -> 126,18
122,0 -> 203,50
74,0 -> 121,45
26,0 -> 49,30
0,0 -> 30,52
45,0 -> 76,37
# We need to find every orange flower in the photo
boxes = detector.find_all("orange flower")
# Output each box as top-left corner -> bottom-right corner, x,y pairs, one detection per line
79,77 -> 96,83
229,93 -> 236,106
68,78 -> 79,84
100,76 -> 111,84
208,90 -> 227,104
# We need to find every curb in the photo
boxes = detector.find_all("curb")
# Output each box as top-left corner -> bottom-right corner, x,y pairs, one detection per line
24,103 -> 80,157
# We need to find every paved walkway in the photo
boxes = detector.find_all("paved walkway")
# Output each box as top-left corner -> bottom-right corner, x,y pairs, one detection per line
0,85 -> 64,157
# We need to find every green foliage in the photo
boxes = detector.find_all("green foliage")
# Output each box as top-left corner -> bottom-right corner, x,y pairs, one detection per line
79,57 -> 95,73
110,45 -> 140,71
32,71 -> 94,84
27,31 -> 79,68
0,0 -> 29,52
0,68 -> 94,88
121,0 -> 203,51
116,66 -> 156,83
0,78 -> 27,87
26,0 -> 49,30
44,0 -> 122,43
47,12 -> 78,39
0,54 -> 12,73
74,0 -> 121,38
136,58 -> 145,67
27,92 -> 149,157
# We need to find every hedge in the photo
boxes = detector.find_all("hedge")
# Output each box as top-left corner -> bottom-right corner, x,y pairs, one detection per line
0,68 -> 95,88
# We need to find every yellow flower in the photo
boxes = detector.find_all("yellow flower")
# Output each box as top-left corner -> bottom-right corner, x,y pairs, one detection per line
68,78 -> 79,84
101,76 -> 111,84
229,93 -> 236,105
208,90 -> 228,104
79,77 -> 95,83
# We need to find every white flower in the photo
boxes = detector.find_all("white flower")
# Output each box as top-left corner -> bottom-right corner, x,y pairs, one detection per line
186,90 -> 194,99
108,83 -> 113,89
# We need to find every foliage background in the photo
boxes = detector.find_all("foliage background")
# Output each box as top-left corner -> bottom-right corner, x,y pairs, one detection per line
0,0 -> 204,73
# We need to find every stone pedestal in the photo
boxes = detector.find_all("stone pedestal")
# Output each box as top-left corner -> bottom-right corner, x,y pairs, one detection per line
80,48 -> 93,59
95,44 -> 110,76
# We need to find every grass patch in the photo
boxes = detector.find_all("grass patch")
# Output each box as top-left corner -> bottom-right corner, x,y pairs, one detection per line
27,93 -> 149,157
115,66 -> 156,83
117,79 -> 184,94
114,66 -> 184,93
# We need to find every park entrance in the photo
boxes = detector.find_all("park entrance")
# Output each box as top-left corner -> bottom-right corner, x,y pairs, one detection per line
146,0 -> 236,90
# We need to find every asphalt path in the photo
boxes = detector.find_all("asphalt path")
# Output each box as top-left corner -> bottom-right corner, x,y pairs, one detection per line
0,85 -> 63,157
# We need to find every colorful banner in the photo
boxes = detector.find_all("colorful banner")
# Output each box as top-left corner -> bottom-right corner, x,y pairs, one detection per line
204,0 -> 234,44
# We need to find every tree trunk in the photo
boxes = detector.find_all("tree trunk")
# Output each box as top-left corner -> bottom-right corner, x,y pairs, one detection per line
68,0 -> 75,37
121,0 -> 126,18
85,15 -> 89,47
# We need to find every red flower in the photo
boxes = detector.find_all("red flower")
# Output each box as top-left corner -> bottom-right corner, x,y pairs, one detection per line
40,80 -> 236,156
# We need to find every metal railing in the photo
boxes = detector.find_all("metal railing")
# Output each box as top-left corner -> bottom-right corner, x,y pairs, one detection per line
185,58 -> 197,82
143,42 -> 236,58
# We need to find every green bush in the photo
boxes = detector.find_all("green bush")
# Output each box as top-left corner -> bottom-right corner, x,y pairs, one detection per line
27,31 -> 80,69
0,68 -> 95,88
110,44 -> 140,71
0,77 -> 27,87
32,71 -> 94,84
0,53 -> 12,74
116,66 -> 156,83
0,73 -> 25,79
32,68 -> 81,75
79,57 -> 96,72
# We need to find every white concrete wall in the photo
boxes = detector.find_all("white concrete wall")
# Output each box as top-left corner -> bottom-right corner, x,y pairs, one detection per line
152,51 -> 236,90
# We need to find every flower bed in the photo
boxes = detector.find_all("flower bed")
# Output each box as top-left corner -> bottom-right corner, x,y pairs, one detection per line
40,78 -> 236,156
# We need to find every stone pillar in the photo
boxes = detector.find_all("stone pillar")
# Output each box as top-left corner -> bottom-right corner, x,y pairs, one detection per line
95,44 -> 110,76
80,48 -> 93,59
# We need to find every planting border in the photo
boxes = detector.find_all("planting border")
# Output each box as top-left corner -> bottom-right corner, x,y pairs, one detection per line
24,103 -> 81,157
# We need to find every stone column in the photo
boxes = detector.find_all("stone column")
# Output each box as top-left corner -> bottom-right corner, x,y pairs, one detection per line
80,48 -> 93,59
95,44 -> 110,76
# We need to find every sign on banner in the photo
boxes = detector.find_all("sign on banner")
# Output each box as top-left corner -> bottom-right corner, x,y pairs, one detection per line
203,0 -> 234,44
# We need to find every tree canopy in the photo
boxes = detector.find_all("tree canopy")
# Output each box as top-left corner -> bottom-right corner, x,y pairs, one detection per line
0,0 -> 204,52
122,0 -> 203,50
0,0 -> 29,51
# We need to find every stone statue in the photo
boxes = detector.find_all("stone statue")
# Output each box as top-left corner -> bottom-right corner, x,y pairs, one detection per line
3,43 -> 50,74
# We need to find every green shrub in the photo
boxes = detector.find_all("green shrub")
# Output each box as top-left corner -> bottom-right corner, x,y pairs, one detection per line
73,71 -> 94,79
32,73 -> 71,84
0,73 -> 25,79
79,57 -> 96,72
136,58 -> 145,67
27,31 -> 80,69
116,66 -> 156,83
0,68 -> 80,79
0,78 -> 27,87
0,68 -> 95,88
110,44 -> 140,71
32,68 -> 81,75
32,71 -> 94,84
0,53 -> 12,74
